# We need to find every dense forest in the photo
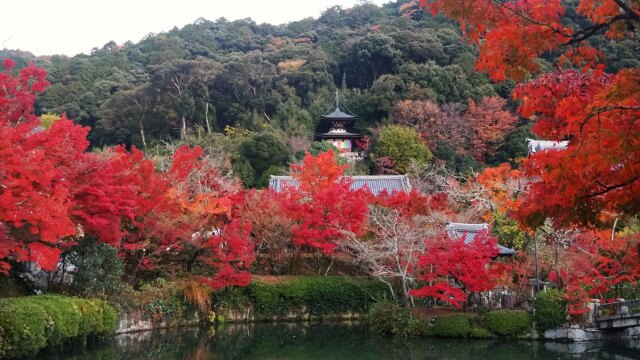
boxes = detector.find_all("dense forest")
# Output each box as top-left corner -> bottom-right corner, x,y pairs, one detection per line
1,0 -> 638,187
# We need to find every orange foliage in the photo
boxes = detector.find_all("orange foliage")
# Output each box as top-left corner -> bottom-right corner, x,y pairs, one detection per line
466,96 -> 517,161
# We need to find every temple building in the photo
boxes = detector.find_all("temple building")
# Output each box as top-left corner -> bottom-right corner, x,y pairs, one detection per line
526,139 -> 569,156
316,91 -> 363,161
446,222 -> 515,256
269,175 -> 412,196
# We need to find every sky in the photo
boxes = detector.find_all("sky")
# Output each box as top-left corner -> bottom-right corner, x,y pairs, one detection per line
1,0 -> 389,56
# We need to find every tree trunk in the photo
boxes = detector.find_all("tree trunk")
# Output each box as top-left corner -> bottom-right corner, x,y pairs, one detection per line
401,278 -> 412,308
555,240 -> 563,288
324,256 -> 334,276
139,120 -> 147,148
289,247 -> 301,275
181,115 -> 187,140
204,101 -> 211,134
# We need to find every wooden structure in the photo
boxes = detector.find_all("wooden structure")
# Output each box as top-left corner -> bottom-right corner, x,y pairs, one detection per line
316,91 -> 363,160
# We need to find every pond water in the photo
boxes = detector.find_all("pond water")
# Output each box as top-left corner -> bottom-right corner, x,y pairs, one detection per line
37,322 -> 640,360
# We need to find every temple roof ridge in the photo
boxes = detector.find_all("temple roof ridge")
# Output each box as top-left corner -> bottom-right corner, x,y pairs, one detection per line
446,221 -> 515,256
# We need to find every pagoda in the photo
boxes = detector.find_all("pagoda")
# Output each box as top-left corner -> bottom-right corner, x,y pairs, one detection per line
316,90 -> 363,160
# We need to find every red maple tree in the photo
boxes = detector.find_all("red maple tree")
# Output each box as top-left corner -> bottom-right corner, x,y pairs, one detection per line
0,59 -> 88,273
0,60 -> 254,289
279,151 -> 369,254
239,189 -> 293,274
514,70 -> 639,227
410,231 -> 501,308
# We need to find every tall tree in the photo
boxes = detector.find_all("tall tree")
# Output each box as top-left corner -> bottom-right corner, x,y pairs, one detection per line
372,125 -> 433,174
465,96 -> 517,162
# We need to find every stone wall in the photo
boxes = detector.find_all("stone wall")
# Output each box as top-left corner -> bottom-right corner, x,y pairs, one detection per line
116,309 -> 200,334
115,306 -> 363,334
219,305 -> 364,322
543,324 -> 640,342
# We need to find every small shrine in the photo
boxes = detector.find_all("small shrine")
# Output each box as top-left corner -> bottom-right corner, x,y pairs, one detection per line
316,91 -> 363,160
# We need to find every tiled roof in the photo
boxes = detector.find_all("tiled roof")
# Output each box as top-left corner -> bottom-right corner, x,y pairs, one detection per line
268,175 -> 412,195
446,222 -> 515,256
527,139 -> 569,156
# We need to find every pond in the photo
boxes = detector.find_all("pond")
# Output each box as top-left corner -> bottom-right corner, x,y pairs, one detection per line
37,322 -> 640,360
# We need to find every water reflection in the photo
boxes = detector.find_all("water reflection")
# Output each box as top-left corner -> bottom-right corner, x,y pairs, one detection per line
37,321 -> 640,360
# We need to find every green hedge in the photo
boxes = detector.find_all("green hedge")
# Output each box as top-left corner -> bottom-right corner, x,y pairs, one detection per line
533,289 -> 566,331
214,276 -> 387,319
0,295 -> 117,358
486,310 -> 532,336
431,314 -> 475,337
369,309 -> 534,339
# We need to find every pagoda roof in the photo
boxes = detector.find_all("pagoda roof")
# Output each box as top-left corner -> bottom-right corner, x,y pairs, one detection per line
446,222 -> 515,256
321,107 -> 356,120
316,130 -> 362,139
269,175 -> 411,196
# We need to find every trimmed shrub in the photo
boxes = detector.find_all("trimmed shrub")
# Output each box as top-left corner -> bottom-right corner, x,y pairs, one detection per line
368,299 -> 409,336
431,314 -> 475,337
0,295 -> 117,358
533,289 -> 566,331
214,276 -> 387,319
470,327 -> 494,339
486,310 -> 532,336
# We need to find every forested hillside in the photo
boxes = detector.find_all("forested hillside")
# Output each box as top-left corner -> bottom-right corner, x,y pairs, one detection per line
2,0 -> 638,186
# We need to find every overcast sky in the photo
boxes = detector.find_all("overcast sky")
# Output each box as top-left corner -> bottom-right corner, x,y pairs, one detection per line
1,0 -> 389,56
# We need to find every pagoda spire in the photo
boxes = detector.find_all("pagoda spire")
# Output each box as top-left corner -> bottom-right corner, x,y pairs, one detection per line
335,89 -> 340,111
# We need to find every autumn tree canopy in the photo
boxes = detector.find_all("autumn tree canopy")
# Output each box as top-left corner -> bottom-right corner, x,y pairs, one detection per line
420,0 -> 640,227
279,151 -> 369,254
420,0 -> 640,313
0,60 -> 253,288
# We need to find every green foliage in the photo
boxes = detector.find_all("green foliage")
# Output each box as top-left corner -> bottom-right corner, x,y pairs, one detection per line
2,0 -> 628,158
470,327 -> 494,338
368,309 -> 535,339
295,141 -> 348,166
38,113 -> 60,129
486,124 -> 533,167
236,133 -> 290,188
629,306 -> 640,315
0,295 -> 116,358
305,141 -> 339,157
492,211 -> 529,250
372,125 -> 432,174
108,280 -> 196,326
485,310 -> 532,336
367,299 -> 410,336
231,155 -> 256,188
64,237 -> 124,297
11,5 -> 493,152
431,314 -> 475,338
432,141 -> 482,175
214,276 -> 387,319
533,289 -> 567,331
